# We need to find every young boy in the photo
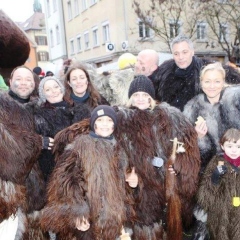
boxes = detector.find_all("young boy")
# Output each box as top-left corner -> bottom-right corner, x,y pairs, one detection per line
40,105 -> 137,240
197,128 -> 240,240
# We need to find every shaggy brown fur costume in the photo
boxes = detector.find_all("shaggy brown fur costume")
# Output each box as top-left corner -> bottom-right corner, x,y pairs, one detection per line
41,120 -> 134,240
0,92 -> 42,239
114,103 -> 200,240
0,10 -> 30,68
198,155 -> 240,240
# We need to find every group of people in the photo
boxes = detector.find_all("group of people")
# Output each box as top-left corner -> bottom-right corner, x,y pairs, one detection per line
1,34 -> 240,240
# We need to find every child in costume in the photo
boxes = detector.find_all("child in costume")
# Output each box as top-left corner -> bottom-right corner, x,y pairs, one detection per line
198,128 -> 240,240
40,105 -> 137,240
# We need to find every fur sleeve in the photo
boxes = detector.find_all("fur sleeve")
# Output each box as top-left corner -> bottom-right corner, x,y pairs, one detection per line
0,94 -> 42,184
40,149 -> 90,233
53,118 -> 90,160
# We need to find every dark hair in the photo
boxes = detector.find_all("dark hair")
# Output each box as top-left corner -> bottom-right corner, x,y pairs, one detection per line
64,64 -> 101,107
220,128 -> 240,146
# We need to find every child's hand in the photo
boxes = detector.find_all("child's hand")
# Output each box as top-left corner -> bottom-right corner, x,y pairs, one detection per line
75,216 -> 90,231
126,167 -> 138,188
211,165 -> 227,185
168,165 -> 178,175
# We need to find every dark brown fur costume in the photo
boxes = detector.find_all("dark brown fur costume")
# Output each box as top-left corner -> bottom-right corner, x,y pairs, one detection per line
198,155 -> 240,240
114,102 -> 200,240
41,120 -> 134,240
0,92 -> 42,239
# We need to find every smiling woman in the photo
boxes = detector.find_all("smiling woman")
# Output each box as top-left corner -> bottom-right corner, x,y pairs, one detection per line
183,62 -> 240,172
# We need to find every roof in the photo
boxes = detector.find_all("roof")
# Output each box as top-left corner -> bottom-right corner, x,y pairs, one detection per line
19,12 -> 45,31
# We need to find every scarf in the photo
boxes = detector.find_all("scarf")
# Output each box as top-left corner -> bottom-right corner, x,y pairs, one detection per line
89,130 -> 114,140
71,92 -> 89,103
8,90 -> 30,104
175,56 -> 195,79
224,153 -> 240,167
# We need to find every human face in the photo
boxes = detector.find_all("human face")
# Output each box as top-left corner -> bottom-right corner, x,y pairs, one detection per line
132,91 -> 151,110
94,116 -> 114,137
68,69 -> 88,97
222,139 -> 240,159
134,53 -> 155,76
201,70 -> 225,104
43,80 -> 63,104
10,68 -> 35,99
172,41 -> 194,69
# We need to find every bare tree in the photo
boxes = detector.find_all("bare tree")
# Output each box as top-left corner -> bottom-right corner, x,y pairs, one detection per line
132,0 -> 240,62
132,0 -> 203,51
200,0 -> 240,63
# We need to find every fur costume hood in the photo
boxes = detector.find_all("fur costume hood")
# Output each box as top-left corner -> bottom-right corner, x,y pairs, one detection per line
183,85 -> 240,170
114,103 -> 200,239
41,132 -> 133,240
198,154 -> 240,240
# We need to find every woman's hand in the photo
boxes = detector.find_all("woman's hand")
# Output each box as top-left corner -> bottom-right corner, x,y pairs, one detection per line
75,216 -> 90,231
195,121 -> 208,138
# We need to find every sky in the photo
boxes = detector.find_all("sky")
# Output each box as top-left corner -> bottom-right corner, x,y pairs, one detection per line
0,0 -> 44,22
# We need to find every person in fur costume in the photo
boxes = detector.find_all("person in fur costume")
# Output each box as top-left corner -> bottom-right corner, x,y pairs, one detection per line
8,66 -> 52,239
152,35 -> 240,111
197,128 -> 240,240
40,105 -> 137,240
0,92 -> 42,239
113,75 -> 200,240
183,62 -> 240,172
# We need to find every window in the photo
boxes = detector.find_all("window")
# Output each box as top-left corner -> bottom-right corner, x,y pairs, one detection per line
68,1 -> 72,20
82,0 -> 87,11
169,21 -> 180,38
84,32 -> 90,49
139,21 -> 150,38
197,22 -> 207,41
92,27 -> 98,47
37,51 -> 49,61
90,0 -> 97,5
219,23 -> 228,42
74,0 -> 79,16
102,22 -> 110,43
47,0 -> 51,17
50,30 -> 54,47
70,39 -> 75,54
35,36 -> 48,45
53,0 -> 57,12
77,35 -> 82,52
56,25 -> 60,44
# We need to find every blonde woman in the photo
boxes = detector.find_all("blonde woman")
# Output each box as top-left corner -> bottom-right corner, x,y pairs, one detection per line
184,61 -> 240,172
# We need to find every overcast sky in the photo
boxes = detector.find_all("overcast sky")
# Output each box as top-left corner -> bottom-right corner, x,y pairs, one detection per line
0,0 -> 44,22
